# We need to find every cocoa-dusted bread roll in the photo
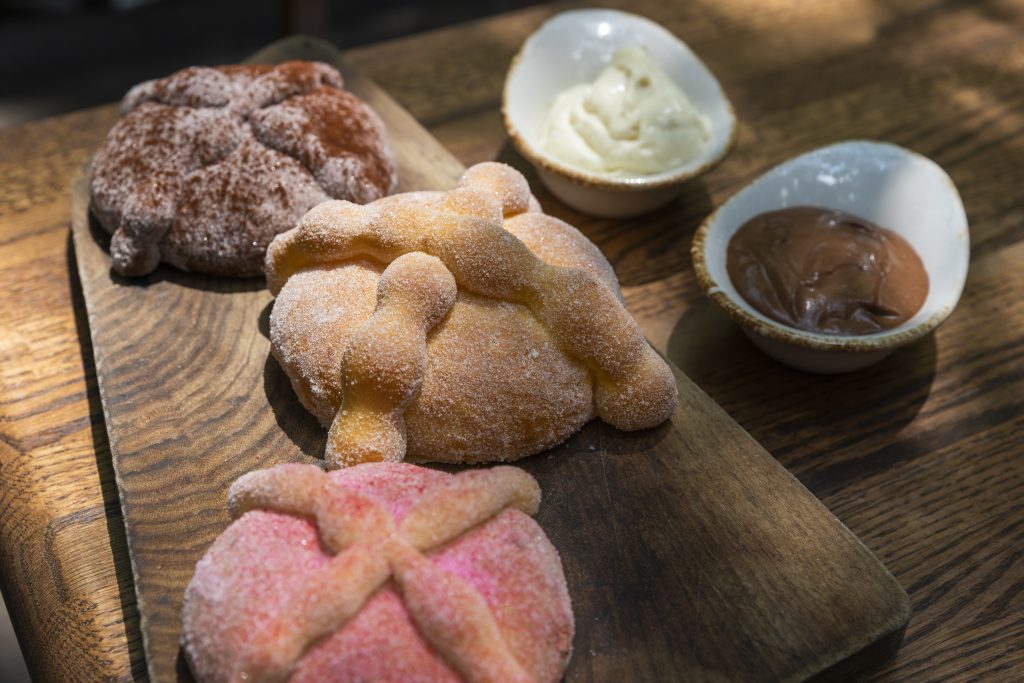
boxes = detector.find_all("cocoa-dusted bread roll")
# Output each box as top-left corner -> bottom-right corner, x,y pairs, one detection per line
266,161 -> 678,468
182,462 -> 574,683
90,60 -> 396,277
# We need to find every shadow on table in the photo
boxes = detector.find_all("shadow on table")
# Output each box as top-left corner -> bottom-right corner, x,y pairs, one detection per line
256,300 -> 330,462
0,599 -> 30,683
667,298 -> 938,490
176,649 -> 197,682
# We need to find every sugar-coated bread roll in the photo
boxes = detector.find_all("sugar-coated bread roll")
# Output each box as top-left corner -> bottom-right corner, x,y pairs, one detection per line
182,462 -> 574,683
267,162 -> 678,467
90,60 -> 396,277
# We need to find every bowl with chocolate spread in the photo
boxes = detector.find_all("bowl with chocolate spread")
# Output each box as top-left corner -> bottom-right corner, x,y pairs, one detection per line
691,141 -> 968,373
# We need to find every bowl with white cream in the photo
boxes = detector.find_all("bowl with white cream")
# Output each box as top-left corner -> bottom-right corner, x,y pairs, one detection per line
503,9 -> 737,217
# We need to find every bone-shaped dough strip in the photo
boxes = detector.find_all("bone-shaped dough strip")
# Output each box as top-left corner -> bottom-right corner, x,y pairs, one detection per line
400,467 -> 542,550
230,464 -> 387,551
326,252 -> 457,467
230,542 -> 391,683
265,163 -> 530,295
390,541 -> 534,683
228,463 -> 326,521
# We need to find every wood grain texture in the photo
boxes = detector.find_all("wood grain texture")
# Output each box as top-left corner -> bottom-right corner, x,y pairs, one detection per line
1,0 -> 1022,681
0,105 -> 143,683
69,37 -> 908,682
347,2 -> 1024,681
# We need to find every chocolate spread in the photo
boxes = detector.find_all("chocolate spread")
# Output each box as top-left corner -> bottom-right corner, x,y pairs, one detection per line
726,206 -> 929,335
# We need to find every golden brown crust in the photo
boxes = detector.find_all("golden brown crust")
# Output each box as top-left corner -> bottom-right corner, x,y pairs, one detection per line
404,292 -> 595,464
267,162 -> 677,466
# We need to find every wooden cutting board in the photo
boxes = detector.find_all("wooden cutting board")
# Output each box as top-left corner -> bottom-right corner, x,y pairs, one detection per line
70,36 -> 909,683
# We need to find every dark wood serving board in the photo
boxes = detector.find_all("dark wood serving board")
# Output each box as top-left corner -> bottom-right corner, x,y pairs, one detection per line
70,36 -> 909,683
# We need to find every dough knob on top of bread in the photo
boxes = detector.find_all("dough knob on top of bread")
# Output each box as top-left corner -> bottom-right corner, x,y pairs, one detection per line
267,162 -> 678,467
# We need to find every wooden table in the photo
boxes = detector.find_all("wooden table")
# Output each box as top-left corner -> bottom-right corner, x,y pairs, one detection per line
1,1 -> 1021,680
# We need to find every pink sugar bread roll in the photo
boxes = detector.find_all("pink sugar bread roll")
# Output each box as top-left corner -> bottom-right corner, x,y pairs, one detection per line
182,462 -> 574,683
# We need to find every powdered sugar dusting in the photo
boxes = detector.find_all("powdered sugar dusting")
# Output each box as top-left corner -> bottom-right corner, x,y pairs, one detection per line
503,211 -> 624,304
252,87 -> 397,204
90,60 -> 395,277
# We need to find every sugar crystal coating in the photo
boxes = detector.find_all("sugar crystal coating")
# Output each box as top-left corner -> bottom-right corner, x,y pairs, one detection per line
267,162 -> 679,467
182,462 -> 573,683
90,60 -> 396,277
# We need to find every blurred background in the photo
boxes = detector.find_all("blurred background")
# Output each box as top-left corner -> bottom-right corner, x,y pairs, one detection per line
0,0 -> 547,128
1,3 -> 547,679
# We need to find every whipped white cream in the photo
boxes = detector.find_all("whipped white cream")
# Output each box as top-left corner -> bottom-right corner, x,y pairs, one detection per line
541,46 -> 710,176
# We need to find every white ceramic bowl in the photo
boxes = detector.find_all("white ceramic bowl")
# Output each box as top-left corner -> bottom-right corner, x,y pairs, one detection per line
691,140 -> 969,373
502,8 -> 737,218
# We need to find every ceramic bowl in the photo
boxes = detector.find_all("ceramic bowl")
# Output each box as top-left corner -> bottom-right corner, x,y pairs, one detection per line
502,8 -> 736,218
691,140 -> 969,373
